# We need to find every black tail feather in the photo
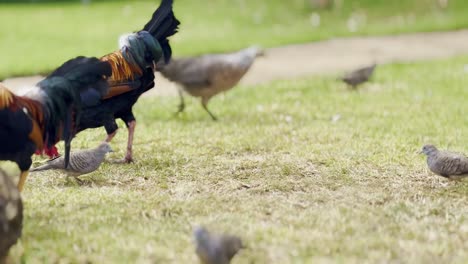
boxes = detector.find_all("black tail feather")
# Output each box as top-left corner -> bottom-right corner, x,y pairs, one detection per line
37,56 -> 112,167
47,56 -> 112,92
142,0 -> 180,63
63,106 -> 73,169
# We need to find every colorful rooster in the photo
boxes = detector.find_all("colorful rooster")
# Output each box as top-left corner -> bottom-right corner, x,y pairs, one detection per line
0,57 -> 111,191
42,0 -> 179,163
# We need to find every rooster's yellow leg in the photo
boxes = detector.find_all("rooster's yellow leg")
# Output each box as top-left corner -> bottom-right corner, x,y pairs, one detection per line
17,170 -> 29,192
105,130 -> 118,143
124,120 -> 136,163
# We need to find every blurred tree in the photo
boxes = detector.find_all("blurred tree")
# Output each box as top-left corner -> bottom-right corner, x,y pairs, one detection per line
0,0 -> 126,3
437,0 -> 449,9
310,0 -> 334,9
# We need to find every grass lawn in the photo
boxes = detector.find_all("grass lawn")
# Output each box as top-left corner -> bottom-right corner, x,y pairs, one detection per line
2,55 -> 467,263
2,0 -> 468,79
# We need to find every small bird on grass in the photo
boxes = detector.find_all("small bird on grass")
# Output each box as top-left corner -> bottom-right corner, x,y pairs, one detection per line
0,169 -> 23,263
159,46 -> 265,121
340,63 -> 377,89
31,143 -> 113,180
420,144 -> 468,180
193,226 -> 244,264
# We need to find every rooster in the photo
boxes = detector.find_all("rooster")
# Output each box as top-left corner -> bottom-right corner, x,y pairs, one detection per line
39,0 -> 180,163
0,57 -> 111,191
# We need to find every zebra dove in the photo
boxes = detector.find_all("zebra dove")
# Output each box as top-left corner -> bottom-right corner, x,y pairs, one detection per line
0,169 -> 22,263
421,144 -> 468,179
340,63 -> 377,89
159,46 -> 264,121
193,226 -> 244,264
31,143 -> 113,177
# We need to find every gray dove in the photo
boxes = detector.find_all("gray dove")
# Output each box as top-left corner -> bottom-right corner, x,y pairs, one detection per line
0,169 -> 22,263
340,63 -> 377,89
193,226 -> 244,264
159,46 -> 264,120
421,144 -> 468,179
31,143 -> 113,177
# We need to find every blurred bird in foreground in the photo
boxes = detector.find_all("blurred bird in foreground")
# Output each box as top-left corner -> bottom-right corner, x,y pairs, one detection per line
42,0 -> 180,163
340,63 -> 377,90
193,226 -> 244,264
0,170 -> 23,263
31,143 -> 113,180
421,144 -> 468,180
159,46 -> 265,120
0,57 -> 111,191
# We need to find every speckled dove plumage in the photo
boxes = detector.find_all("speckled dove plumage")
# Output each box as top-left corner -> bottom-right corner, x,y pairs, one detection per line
341,63 -> 376,89
421,144 -> 468,179
193,226 -> 243,264
31,143 -> 113,176
159,46 -> 264,120
0,169 -> 23,262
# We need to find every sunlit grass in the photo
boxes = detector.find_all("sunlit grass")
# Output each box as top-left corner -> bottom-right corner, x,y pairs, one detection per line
2,0 -> 468,79
2,56 -> 468,262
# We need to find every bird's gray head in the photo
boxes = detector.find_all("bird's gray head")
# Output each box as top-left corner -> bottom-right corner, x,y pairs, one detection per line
421,144 -> 438,156
98,143 -> 114,154
193,226 -> 210,244
245,46 -> 265,58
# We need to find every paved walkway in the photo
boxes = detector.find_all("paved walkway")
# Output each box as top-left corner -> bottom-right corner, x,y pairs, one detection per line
3,30 -> 468,97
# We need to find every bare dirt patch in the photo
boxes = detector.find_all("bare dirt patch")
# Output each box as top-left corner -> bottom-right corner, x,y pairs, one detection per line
3,30 -> 468,97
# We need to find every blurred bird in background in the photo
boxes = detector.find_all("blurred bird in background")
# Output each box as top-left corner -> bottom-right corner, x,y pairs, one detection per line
0,169 -> 23,263
193,226 -> 244,264
340,63 -> 377,90
159,46 -> 264,121
0,57 -> 111,191
42,0 -> 180,163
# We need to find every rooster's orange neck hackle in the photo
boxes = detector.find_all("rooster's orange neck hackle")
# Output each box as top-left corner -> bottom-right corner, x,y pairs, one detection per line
101,51 -> 143,84
0,84 -> 14,108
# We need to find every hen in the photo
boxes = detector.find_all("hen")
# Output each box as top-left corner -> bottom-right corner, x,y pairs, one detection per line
0,57 -> 111,191
159,46 -> 264,121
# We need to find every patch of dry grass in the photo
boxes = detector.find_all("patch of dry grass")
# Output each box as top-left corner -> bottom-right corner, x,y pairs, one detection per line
2,56 -> 468,263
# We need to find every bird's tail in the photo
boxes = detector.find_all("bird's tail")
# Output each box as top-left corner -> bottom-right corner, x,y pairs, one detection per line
37,56 -> 112,168
142,0 -> 180,63
30,163 -> 52,172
